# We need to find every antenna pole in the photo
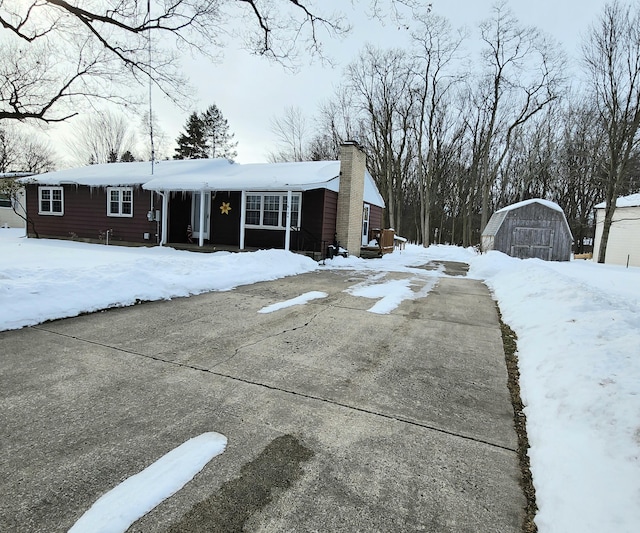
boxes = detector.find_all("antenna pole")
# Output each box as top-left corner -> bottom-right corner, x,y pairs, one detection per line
147,0 -> 155,174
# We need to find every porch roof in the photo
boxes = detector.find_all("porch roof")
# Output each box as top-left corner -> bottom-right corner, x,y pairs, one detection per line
142,159 -> 340,192
142,159 -> 385,208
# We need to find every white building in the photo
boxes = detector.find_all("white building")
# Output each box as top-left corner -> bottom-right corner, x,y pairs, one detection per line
593,193 -> 640,267
0,174 -> 29,229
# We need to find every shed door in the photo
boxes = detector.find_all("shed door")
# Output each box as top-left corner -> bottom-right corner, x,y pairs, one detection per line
511,227 -> 554,260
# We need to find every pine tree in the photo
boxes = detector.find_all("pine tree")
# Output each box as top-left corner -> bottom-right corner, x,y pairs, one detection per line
174,112 -> 208,159
201,104 -> 238,160
120,150 -> 136,162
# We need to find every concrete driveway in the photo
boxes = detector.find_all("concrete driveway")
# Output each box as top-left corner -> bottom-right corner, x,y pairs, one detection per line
0,262 -> 524,532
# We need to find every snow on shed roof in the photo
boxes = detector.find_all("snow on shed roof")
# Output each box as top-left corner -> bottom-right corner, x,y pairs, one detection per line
483,198 -> 571,238
595,192 -> 640,209
20,158 -> 386,207
495,198 -> 564,214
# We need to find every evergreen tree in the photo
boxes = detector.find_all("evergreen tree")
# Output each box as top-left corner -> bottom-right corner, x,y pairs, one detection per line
201,104 -> 238,159
120,150 -> 136,162
174,112 -> 208,159
174,105 -> 238,160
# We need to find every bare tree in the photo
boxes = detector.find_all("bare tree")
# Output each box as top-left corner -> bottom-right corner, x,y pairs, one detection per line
346,46 -> 415,233
409,10 -> 465,246
0,1 -> 421,124
268,106 -> 310,162
138,110 -> 170,161
583,1 -> 640,263
0,122 -> 56,237
474,1 -> 566,235
552,100 -> 607,253
0,125 -> 20,173
0,123 -> 57,173
65,110 -> 137,165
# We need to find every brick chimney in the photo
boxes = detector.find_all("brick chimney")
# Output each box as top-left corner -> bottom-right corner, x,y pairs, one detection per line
336,141 -> 366,257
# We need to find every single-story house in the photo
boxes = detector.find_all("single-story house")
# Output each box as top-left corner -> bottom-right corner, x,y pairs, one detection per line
481,198 -> 573,261
20,143 -> 385,257
593,193 -> 640,267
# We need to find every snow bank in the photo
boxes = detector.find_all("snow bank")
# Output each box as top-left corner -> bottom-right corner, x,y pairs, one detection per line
0,229 -> 318,331
469,252 -> 640,533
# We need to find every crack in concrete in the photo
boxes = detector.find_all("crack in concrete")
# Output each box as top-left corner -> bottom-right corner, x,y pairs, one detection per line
208,306 -> 330,370
32,325 -> 517,454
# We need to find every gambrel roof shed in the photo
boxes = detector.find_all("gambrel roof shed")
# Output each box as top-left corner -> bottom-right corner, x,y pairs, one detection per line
481,199 -> 573,261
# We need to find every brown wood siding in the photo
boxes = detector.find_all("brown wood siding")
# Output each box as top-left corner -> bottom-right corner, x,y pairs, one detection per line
369,204 -> 383,234
321,189 -> 338,246
25,184 -> 158,244
297,189 -> 327,252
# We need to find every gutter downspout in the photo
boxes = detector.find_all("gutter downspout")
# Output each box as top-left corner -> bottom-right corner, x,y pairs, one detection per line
284,189 -> 292,252
240,190 -> 246,250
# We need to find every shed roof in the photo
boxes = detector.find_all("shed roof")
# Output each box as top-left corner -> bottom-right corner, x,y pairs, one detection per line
482,198 -> 572,238
482,211 -> 508,237
595,192 -> 640,209
19,158 -> 386,208
495,198 -> 564,214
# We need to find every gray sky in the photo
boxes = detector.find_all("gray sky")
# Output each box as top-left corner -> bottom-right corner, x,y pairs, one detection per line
58,0 -> 607,166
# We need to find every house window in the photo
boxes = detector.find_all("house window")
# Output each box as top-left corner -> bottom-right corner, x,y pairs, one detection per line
245,195 -> 261,225
107,187 -> 133,217
282,195 -> 300,228
245,192 -> 301,229
0,193 -> 11,208
38,186 -> 64,215
263,195 -> 281,226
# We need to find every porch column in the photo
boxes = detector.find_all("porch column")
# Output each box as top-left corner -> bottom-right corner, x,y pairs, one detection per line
284,189 -> 292,252
240,190 -> 246,250
198,190 -> 205,248
161,191 -> 169,246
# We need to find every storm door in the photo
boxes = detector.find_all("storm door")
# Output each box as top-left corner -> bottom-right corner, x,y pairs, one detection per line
192,192 -> 211,240
362,204 -> 371,246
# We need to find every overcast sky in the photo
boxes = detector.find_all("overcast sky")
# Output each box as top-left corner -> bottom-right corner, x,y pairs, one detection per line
56,0 -> 607,166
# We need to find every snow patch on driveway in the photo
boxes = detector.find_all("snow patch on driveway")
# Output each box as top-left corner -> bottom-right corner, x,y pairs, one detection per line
68,432 -> 227,533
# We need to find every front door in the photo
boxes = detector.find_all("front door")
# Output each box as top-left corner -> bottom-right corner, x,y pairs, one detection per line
362,204 -> 370,246
192,192 -> 211,240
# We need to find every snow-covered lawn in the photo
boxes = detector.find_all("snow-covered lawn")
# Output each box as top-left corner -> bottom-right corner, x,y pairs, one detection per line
1,228 -> 638,533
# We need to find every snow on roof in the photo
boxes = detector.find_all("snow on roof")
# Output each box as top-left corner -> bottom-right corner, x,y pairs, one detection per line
1,172 -> 34,179
595,192 -> 640,209
19,158 -> 386,208
17,159 -> 232,187
495,198 -> 564,214
144,159 -> 339,192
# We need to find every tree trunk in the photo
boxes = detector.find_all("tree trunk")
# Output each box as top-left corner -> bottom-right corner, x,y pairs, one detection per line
597,202 -> 615,263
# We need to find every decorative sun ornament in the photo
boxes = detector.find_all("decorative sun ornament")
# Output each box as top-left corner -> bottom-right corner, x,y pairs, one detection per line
220,201 -> 232,215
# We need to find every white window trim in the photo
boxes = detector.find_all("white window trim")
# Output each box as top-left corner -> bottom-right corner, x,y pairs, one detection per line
38,186 -> 64,216
107,187 -> 134,218
245,192 -> 301,230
